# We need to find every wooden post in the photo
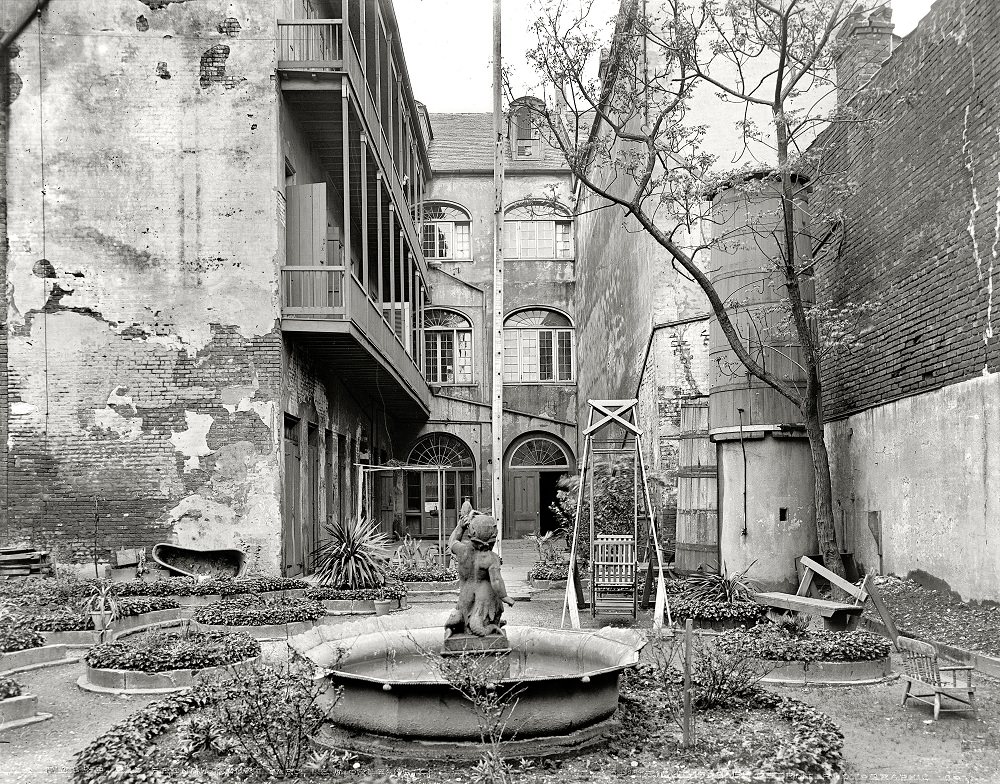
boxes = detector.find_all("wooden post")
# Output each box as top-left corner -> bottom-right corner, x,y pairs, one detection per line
490,0 -> 504,556
341,82 -> 351,277
388,204 -> 396,323
683,618 -> 693,747
359,135 -> 369,293
376,174 -> 384,309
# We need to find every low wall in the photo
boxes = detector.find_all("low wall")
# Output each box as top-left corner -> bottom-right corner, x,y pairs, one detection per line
826,374 -> 1000,602
78,655 -> 260,694
0,645 -> 69,675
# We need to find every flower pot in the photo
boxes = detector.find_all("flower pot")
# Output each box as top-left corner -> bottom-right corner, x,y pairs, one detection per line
373,599 -> 393,617
90,612 -> 111,631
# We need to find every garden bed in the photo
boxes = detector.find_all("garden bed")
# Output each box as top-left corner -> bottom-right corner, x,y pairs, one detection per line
0,644 -> 70,675
761,656 -> 892,685
667,596 -> 768,630
0,675 -> 52,731
861,574 -> 1000,657
78,629 -> 261,694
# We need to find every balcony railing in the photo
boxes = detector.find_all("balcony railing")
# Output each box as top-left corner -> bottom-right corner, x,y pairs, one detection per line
278,19 -> 344,68
280,265 -> 427,411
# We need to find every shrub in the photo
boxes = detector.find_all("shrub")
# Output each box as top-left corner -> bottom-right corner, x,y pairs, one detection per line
214,657 -> 341,777
305,583 -> 406,601
0,623 -> 45,652
0,676 -> 22,700
668,595 -> 767,626
312,516 -> 389,589
85,629 -> 260,673
527,561 -> 570,581
692,636 -> 772,708
108,576 -> 309,598
717,627 -> 892,663
0,577 -> 94,605
193,596 -> 326,627
386,565 -> 457,583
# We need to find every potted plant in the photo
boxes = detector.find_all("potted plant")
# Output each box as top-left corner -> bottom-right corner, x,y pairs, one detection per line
81,584 -> 121,632
373,598 -> 393,616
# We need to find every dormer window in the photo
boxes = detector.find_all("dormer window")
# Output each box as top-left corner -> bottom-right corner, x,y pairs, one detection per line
509,98 -> 544,160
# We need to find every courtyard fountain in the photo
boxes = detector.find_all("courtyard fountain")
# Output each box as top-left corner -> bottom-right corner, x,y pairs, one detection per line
289,512 -> 644,760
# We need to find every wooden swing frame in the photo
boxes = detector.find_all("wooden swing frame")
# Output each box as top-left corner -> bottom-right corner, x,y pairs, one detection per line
561,400 -> 670,629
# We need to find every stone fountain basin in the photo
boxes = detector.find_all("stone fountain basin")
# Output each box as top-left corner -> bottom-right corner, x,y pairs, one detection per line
289,610 -> 644,741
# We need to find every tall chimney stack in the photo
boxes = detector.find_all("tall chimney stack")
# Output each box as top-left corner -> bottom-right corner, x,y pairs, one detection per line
835,3 -> 898,105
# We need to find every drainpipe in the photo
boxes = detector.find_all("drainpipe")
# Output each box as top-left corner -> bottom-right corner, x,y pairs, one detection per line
737,408 -> 748,538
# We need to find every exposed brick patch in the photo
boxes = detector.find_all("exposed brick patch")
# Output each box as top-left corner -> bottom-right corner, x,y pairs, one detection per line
156,61 -> 171,79
812,0 -> 1000,420
137,0 -> 192,9
136,15 -> 149,32
199,44 -> 242,90
217,18 -> 241,37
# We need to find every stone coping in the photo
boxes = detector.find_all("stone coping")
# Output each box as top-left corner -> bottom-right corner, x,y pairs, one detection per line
759,656 -> 893,686
319,597 -> 402,614
402,580 -> 459,592
0,644 -> 70,676
39,608 -> 186,647
190,618 -> 324,640
862,616 -> 1000,679
77,655 -> 260,695
0,694 -> 52,731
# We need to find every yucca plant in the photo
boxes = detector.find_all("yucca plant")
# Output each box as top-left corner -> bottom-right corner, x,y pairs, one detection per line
312,516 -> 390,589
681,561 -> 758,605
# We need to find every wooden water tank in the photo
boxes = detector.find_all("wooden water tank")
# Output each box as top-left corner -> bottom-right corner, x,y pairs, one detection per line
708,178 -> 813,436
675,399 -> 719,573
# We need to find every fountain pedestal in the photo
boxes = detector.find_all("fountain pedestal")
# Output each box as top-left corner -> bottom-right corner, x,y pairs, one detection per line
442,632 -> 510,656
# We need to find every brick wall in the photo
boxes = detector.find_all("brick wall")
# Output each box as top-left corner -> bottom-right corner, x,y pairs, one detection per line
2,1 -> 286,567
814,0 -> 1000,419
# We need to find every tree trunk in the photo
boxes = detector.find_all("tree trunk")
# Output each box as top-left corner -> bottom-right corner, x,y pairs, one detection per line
802,392 -> 846,583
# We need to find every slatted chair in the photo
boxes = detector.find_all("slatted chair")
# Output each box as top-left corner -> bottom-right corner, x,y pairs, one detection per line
899,636 -> 977,720
592,534 -> 637,618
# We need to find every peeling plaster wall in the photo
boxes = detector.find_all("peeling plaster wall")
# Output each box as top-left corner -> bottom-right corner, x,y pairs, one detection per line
825,373 -> 1000,601
2,1 -> 284,568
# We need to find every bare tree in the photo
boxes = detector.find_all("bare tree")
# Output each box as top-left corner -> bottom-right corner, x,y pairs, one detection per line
521,0 -> 888,579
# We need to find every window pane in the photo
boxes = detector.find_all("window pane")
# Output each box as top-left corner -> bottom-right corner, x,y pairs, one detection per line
406,474 -> 421,512
456,330 -> 473,383
517,222 -> 537,258
454,222 -> 471,259
422,224 -> 437,258
437,223 -> 453,258
439,330 -> 455,383
558,330 -> 573,380
557,221 -> 573,258
539,330 -> 554,381
537,221 -> 555,258
503,330 -> 520,382
425,333 -> 440,382
503,222 -> 517,258
519,330 -> 538,382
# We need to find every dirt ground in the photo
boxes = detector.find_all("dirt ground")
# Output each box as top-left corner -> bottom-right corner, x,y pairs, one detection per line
3,594 -> 998,784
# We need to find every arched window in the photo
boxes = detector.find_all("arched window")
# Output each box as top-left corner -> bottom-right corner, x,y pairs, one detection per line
509,437 -> 571,469
509,97 -> 544,160
423,309 -> 473,385
503,202 -> 573,260
503,308 -> 575,383
421,202 -> 471,260
405,434 -> 476,538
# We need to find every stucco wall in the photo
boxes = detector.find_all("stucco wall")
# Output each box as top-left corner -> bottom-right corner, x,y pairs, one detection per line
2,1 -> 284,567
825,373 -> 1000,601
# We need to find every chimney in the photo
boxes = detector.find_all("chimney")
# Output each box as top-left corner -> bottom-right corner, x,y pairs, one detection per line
835,3 -> 898,104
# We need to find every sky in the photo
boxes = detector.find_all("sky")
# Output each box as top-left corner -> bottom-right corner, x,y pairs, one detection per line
394,0 -> 937,113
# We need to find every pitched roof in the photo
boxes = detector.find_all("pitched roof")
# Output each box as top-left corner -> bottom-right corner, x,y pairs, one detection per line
428,113 -> 570,174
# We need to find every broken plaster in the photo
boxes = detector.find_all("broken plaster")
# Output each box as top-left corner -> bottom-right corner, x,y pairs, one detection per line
169,411 -> 214,472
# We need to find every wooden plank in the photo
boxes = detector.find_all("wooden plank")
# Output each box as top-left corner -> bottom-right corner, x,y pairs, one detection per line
800,556 -> 866,602
864,574 -> 901,646
755,591 -> 864,617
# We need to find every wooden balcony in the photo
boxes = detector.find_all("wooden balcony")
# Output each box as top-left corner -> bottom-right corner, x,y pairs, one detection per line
281,265 -> 430,417
277,19 -> 424,275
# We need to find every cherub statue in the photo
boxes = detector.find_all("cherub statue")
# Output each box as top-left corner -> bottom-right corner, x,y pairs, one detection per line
444,509 -> 515,638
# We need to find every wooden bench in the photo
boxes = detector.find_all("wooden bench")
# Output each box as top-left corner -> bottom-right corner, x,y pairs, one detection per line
755,556 -> 869,631
899,636 -> 977,720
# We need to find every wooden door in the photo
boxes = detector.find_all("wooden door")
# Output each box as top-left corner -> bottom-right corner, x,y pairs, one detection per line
508,472 -> 539,539
282,417 -> 303,576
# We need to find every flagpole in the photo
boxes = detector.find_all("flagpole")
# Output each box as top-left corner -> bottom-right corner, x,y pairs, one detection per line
491,0 -> 505,557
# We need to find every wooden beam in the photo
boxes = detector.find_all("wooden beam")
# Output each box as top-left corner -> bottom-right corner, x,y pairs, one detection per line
360,135 -> 369,296
376,173 -> 384,310
341,81 -> 351,279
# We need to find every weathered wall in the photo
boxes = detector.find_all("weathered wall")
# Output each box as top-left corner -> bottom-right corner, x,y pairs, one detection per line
3,1 -> 284,567
811,0 -> 1000,597
825,373 -> 1000,602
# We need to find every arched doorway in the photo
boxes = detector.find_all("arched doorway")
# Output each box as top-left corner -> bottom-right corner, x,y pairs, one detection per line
404,434 -> 476,539
504,434 -> 574,539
